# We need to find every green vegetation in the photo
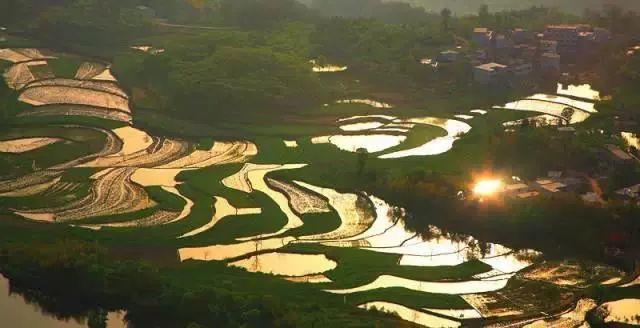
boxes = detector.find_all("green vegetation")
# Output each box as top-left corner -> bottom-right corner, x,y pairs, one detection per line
287,244 -> 492,288
380,124 -> 447,155
0,237 -> 403,328
146,186 -> 187,211
47,57 -> 84,78
1,1 -> 640,327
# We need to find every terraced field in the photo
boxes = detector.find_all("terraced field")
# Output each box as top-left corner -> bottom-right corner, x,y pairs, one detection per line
1,48 -> 638,327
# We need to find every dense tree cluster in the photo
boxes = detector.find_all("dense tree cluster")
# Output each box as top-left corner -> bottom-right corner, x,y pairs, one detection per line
0,239 -> 389,327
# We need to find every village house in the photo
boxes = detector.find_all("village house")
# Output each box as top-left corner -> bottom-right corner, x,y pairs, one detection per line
473,62 -> 507,84
606,144 -> 634,161
509,60 -> 533,77
540,52 -> 561,72
511,28 -> 533,44
494,34 -> 513,50
544,24 -> 590,55
540,40 -> 558,54
473,27 -> 493,47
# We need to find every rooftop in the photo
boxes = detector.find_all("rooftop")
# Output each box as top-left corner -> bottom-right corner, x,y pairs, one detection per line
542,52 -> 561,58
505,183 -> 529,192
606,144 -> 633,160
540,182 -> 567,193
474,27 -> 490,33
546,24 -> 589,30
475,63 -> 507,72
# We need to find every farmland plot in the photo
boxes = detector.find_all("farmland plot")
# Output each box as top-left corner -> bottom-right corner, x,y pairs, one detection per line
19,86 -> 131,112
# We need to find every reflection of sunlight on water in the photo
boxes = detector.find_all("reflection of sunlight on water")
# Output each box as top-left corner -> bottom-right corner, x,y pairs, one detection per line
498,99 -> 591,124
312,134 -> 406,153
339,121 -> 385,131
379,117 -> 471,159
338,115 -> 397,122
229,253 -> 337,277
0,137 -> 62,153
131,168 -> 186,187
283,274 -> 333,283
525,299 -> 596,328
498,84 -> 602,126
528,94 -> 596,113
295,181 -> 374,241
310,60 -> 347,73
557,83 -> 600,101
503,114 -> 565,127
0,274 -> 128,328
336,99 -> 393,108
110,126 -> 153,156
598,299 -> 640,325
622,132 -> 640,149
327,274 -> 513,295
178,237 -> 295,262
359,302 -> 461,327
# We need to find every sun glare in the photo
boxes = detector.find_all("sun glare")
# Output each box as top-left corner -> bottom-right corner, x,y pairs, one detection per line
473,179 -> 504,197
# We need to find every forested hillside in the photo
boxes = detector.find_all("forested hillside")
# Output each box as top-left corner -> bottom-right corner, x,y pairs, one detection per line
300,0 -> 640,16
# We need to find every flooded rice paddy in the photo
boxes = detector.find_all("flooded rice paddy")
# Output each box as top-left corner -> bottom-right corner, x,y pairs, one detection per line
359,302 -> 461,327
497,83 -> 600,125
327,274 -> 513,295
0,137 -> 62,153
312,134 -> 407,153
228,253 -> 337,277
0,48 -> 633,327
596,299 -> 640,325
314,115 -> 471,158
336,99 -> 393,108
524,298 -> 596,328
310,60 -> 348,73
556,83 -> 601,101
622,132 -> 640,150
380,117 -> 471,158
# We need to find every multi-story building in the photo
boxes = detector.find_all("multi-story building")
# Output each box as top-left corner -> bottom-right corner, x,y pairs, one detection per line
544,24 -> 590,55
494,34 -> 513,50
473,63 -> 507,84
540,52 -> 561,72
540,40 -> 558,54
510,61 -> 533,77
438,50 -> 459,62
593,27 -> 612,43
473,28 -> 493,47
512,28 -> 533,44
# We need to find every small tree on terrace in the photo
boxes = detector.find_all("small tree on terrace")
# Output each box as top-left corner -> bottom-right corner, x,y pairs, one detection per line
561,107 -> 575,126
356,148 -> 368,176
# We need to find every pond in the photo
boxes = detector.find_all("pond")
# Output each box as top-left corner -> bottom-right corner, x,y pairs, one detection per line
0,274 -> 127,328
